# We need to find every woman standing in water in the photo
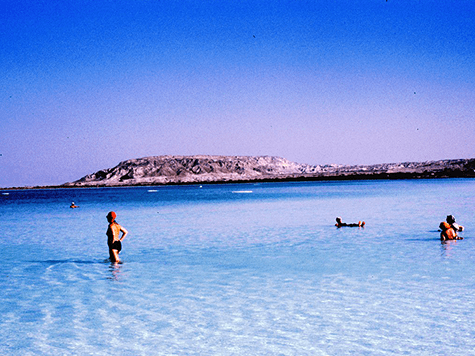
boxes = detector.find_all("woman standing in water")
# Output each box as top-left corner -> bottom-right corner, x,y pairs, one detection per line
106,211 -> 128,263
439,221 -> 462,241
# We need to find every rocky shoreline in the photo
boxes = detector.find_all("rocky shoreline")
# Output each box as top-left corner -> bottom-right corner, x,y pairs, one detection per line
59,155 -> 475,188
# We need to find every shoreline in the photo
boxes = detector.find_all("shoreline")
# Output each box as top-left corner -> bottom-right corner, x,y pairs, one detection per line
2,171 -> 474,190
3,156 -> 474,190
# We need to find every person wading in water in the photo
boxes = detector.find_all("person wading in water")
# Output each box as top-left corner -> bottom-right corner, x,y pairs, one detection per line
106,211 -> 128,263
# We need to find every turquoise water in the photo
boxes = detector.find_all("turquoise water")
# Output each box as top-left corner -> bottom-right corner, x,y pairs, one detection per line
1,179 -> 474,355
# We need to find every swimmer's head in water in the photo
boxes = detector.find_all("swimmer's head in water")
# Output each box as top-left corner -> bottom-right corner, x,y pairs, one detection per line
440,222 -> 450,230
446,215 -> 456,224
107,211 -> 117,222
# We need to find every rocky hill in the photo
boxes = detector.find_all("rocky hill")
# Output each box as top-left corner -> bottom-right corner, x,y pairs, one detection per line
64,155 -> 475,187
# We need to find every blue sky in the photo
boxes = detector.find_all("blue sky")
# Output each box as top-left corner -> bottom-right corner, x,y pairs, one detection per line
1,0 -> 474,187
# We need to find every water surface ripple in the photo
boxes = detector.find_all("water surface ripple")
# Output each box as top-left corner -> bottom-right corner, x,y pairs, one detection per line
1,179 -> 474,355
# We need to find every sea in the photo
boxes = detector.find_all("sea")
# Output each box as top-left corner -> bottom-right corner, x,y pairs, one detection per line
1,179 -> 474,355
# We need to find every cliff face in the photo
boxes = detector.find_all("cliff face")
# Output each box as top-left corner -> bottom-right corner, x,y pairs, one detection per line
68,155 -> 310,186
65,155 -> 475,187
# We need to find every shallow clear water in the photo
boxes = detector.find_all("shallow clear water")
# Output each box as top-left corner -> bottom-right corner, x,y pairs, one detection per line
1,179 -> 474,355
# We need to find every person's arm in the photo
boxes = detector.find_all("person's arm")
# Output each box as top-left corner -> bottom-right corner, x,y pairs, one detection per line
119,226 -> 128,241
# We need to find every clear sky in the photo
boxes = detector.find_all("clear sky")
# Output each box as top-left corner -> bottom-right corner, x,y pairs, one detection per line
1,0 -> 474,187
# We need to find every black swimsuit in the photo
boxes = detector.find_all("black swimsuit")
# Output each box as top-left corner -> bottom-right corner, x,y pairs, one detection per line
109,240 -> 122,251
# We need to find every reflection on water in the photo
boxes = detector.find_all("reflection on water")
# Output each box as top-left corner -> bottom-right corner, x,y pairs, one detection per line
440,239 -> 463,257
107,261 -> 124,281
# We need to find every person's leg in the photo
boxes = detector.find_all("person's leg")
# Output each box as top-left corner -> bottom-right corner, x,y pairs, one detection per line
109,248 -> 120,262
111,249 -> 120,262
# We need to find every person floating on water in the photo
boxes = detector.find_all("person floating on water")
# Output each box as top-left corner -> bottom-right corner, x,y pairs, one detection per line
335,217 -> 365,228
446,215 -> 464,232
70,202 -> 79,208
439,221 -> 462,241
106,211 -> 128,263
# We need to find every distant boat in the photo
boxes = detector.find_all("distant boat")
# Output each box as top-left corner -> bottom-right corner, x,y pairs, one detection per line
232,191 -> 253,194
1,192 -> 9,195
148,189 -> 158,192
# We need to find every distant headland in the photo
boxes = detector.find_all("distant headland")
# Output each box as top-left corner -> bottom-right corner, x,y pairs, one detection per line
3,156 -> 475,190
57,155 -> 475,188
